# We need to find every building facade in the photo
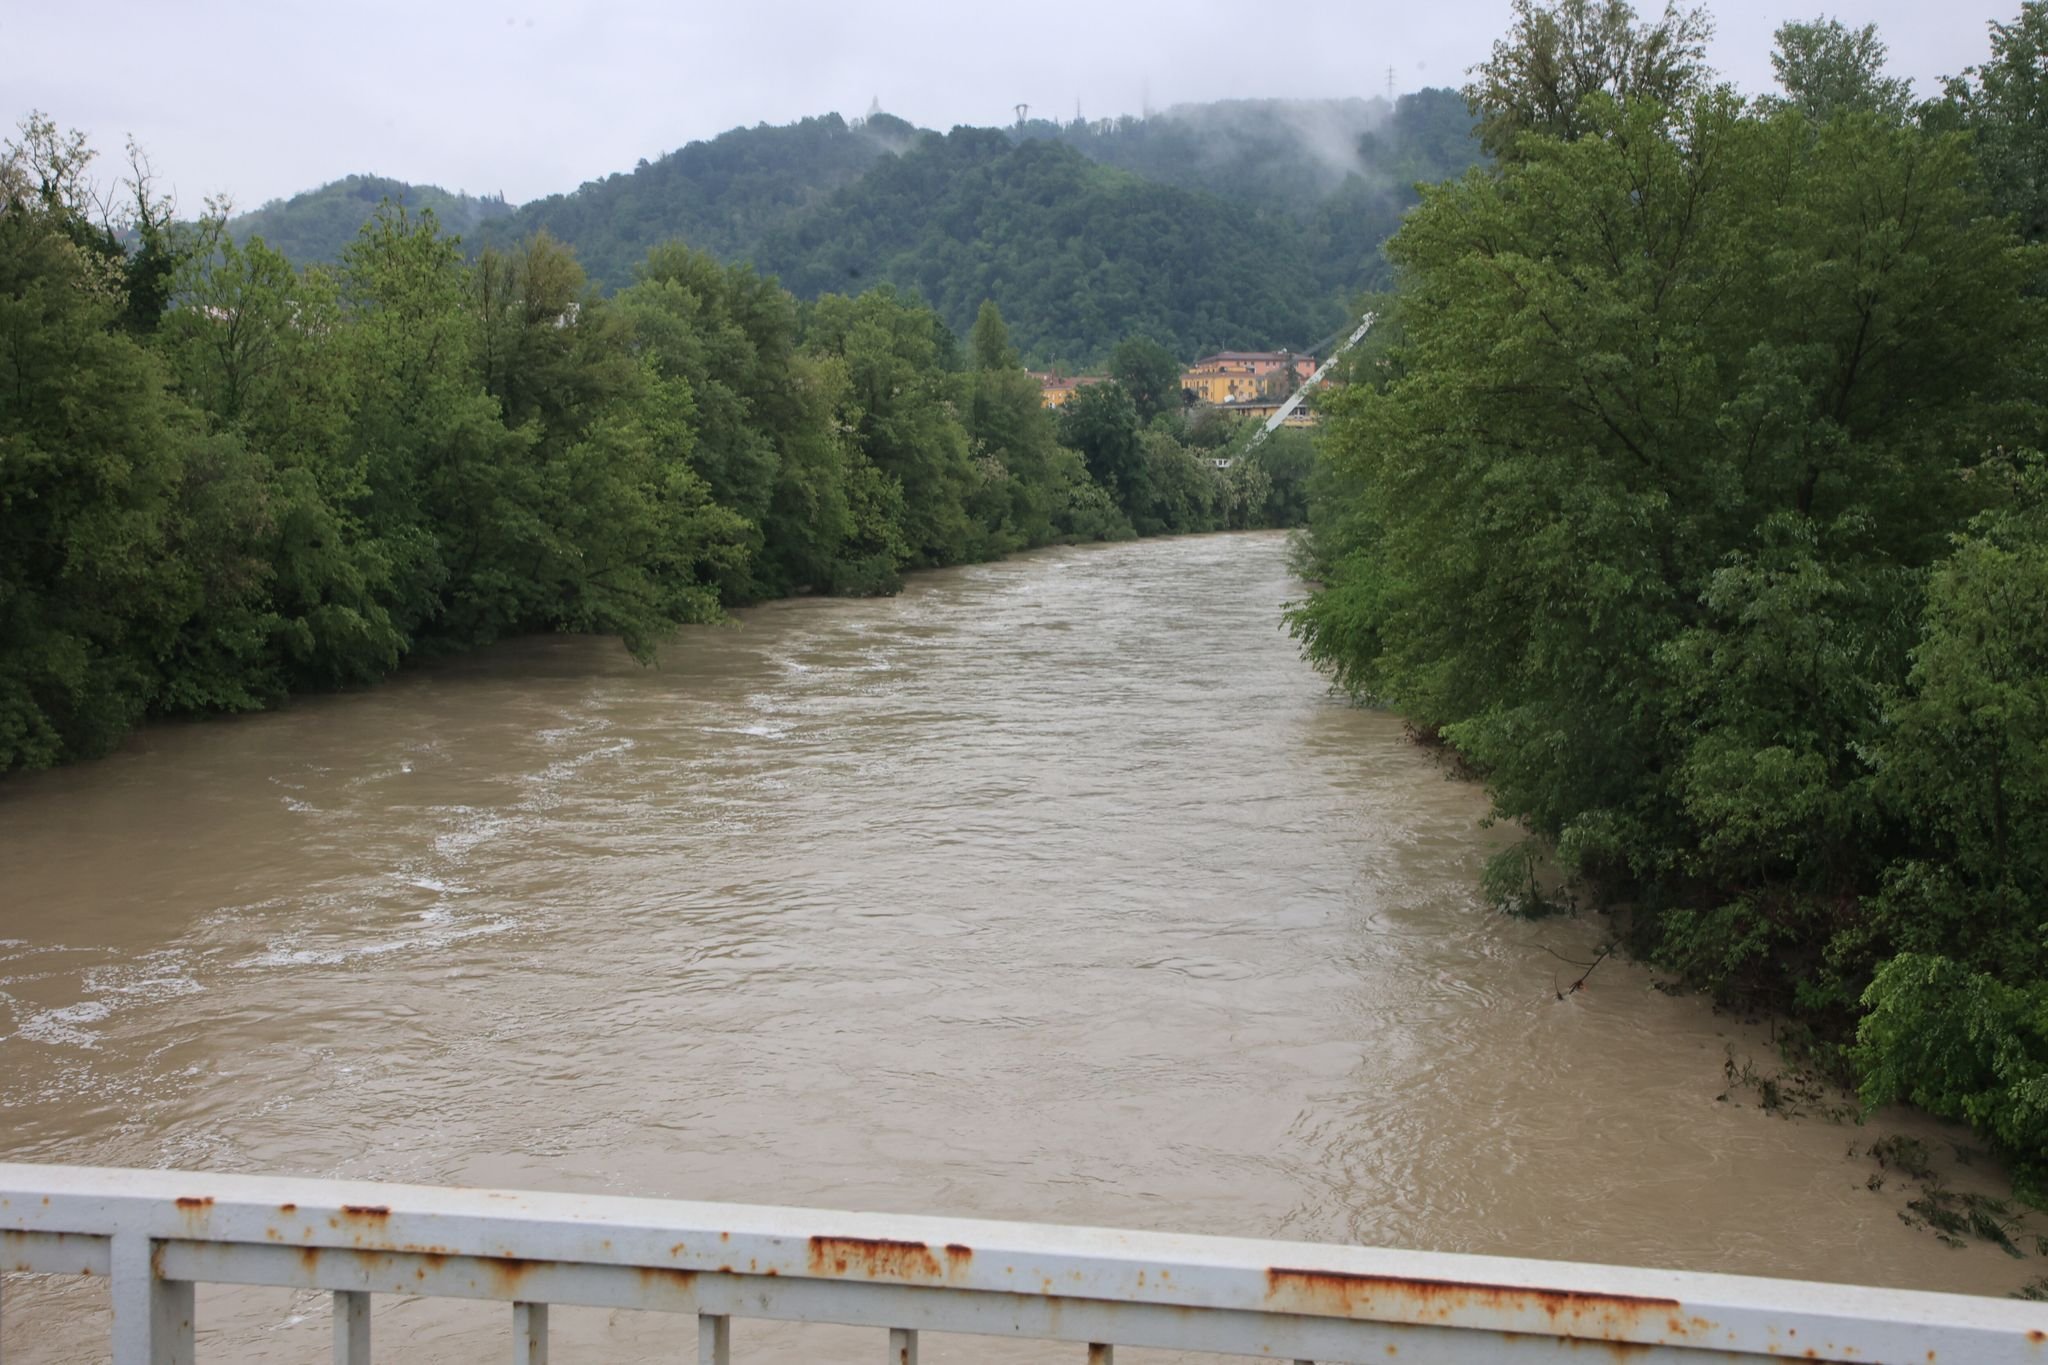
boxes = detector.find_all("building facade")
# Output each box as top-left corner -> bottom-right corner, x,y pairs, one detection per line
1180,351 -> 1316,406
1029,372 -> 1105,408
1222,397 -> 1319,429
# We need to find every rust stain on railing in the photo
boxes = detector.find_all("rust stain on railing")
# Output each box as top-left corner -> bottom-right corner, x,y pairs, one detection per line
636,1264 -> 701,1291
806,1234 -> 976,1285
809,1235 -> 945,1280
1264,1266 -> 1689,1338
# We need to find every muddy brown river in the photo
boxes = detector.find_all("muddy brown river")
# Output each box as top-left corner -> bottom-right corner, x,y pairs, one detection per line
0,532 -> 2034,1360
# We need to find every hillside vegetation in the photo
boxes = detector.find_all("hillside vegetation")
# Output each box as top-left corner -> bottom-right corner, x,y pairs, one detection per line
222,94 -> 1479,364
485,113 -> 909,288
228,174 -> 510,266
750,130 -> 1344,365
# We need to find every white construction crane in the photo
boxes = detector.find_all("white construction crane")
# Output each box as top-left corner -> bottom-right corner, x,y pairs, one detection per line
1218,312 -> 1377,467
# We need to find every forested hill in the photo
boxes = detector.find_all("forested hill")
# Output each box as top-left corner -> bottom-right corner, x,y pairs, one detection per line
483,112 -> 913,287
227,175 -> 511,264
222,93 -> 1479,363
748,130 -> 1345,364
1032,90 -> 1483,300
1023,92 -> 1478,215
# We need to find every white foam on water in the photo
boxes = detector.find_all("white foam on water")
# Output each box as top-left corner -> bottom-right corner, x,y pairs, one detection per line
18,999 -> 113,1048
11,951 -> 205,1049
519,731 -> 636,813
241,912 -> 515,972
433,808 -> 511,861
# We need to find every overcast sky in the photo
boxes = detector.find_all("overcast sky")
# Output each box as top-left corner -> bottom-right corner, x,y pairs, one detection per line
8,1 -> 2023,212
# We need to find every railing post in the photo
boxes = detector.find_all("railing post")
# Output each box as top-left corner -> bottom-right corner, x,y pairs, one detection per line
888,1326 -> 919,1364
333,1289 -> 370,1365
513,1301 -> 548,1364
698,1313 -> 730,1365
111,1234 -> 193,1365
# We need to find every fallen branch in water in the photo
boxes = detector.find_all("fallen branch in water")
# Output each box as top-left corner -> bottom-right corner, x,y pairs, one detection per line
1554,946 -> 1611,1000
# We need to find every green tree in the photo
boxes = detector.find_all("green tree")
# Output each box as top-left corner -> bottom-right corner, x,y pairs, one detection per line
159,219 -> 409,695
0,118 -> 202,766
335,205 -> 504,649
804,288 -> 980,572
614,242 -> 807,598
1108,336 -> 1183,421
115,142 -> 187,335
1943,2 -> 2048,241
1132,429 -> 1223,534
1855,955 -> 2048,1197
1057,381 -> 1147,516
963,301 -> 1067,549
1464,0 -> 1713,157
969,299 -> 1020,371
1768,17 -> 1912,122
1868,469 -> 2048,981
1244,427 -> 1316,527
1291,91 -> 2036,1008
467,233 -> 737,652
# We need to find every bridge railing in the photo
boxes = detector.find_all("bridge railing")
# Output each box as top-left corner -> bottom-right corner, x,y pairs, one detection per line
2,1163 -> 2042,1363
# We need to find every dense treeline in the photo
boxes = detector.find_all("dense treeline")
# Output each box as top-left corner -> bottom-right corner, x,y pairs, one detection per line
1292,1 -> 2048,1188
222,96 -> 1484,365
0,116 -> 1304,774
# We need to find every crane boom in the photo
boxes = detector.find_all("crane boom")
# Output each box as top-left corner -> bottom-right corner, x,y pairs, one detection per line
1239,311 -> 1377,456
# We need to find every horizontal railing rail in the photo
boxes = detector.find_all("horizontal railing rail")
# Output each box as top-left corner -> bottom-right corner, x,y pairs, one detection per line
1,1163 -> 2042,1362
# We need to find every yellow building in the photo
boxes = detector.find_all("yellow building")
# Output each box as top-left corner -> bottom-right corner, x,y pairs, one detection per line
1180,351 -> 1316,406
1224,397 -> 1319,429
1029,372 -> 1105,409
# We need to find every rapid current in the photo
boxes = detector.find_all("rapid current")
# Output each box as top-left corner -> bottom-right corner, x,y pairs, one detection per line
0,532 -> 2028,1360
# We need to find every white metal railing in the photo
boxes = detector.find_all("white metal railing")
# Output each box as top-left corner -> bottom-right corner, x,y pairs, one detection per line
2,1163 -> 2043,1363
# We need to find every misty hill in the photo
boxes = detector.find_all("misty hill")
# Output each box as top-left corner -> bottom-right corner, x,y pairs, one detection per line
751,129 -> 1343,364
484,112 -> 912,288
479,91 -> 1475,359
1024,97 -> 1395,208
1032,93 -> 1482,296
228,175 -> 511,262
224,92 -> 1479,362
1025,92 -> 1480,297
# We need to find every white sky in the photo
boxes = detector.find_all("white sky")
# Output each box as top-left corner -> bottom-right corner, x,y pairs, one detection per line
6,0 -> 2022,211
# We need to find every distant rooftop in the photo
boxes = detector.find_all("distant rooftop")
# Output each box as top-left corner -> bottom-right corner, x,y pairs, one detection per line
1192,350 -> 1312,363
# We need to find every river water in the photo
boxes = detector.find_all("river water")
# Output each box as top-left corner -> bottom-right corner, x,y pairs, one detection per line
0,532 -> 2032,1360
